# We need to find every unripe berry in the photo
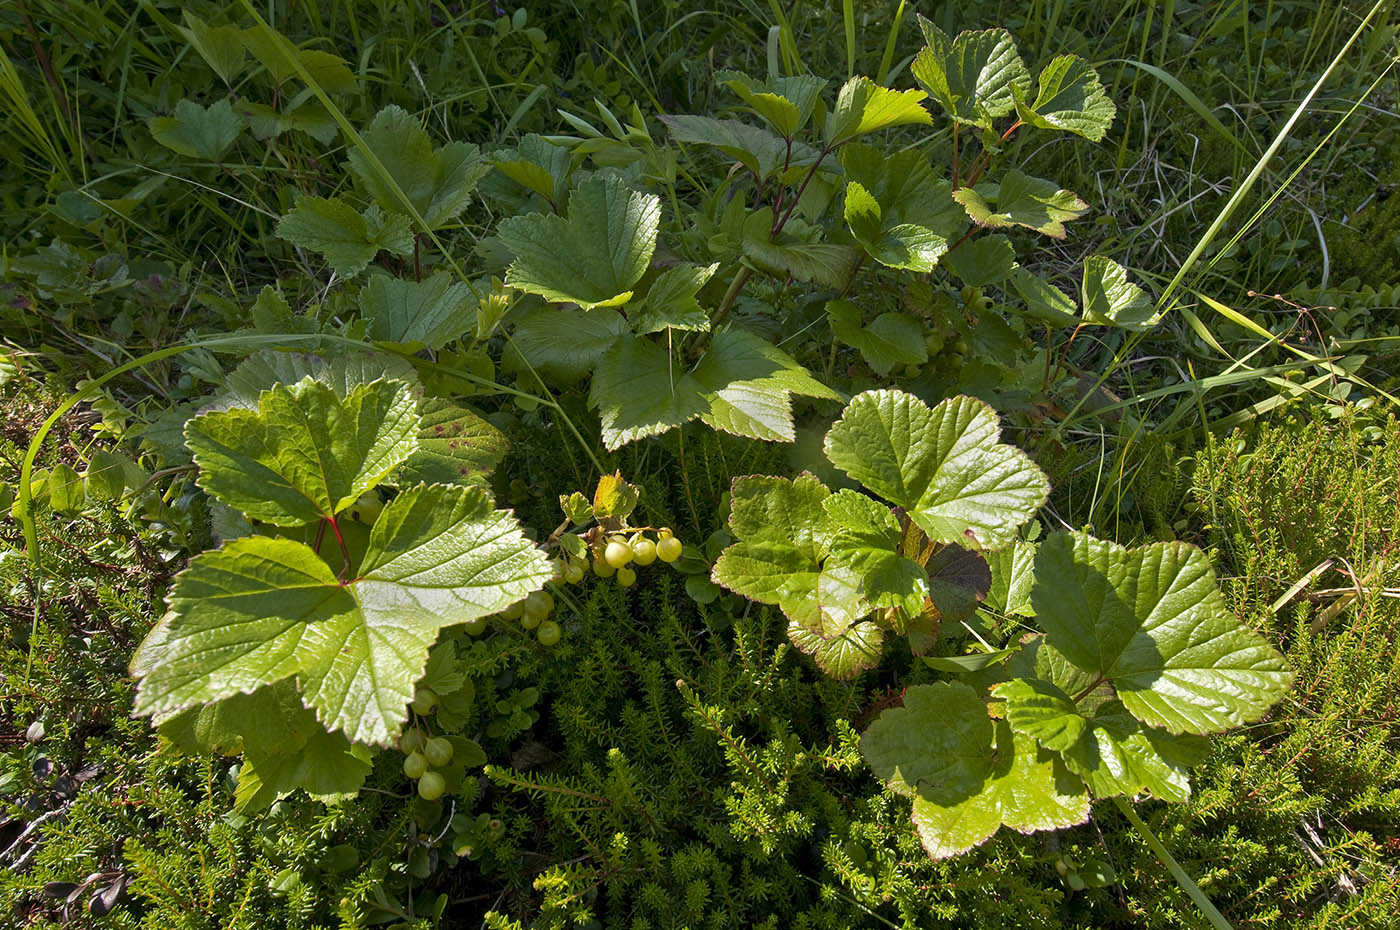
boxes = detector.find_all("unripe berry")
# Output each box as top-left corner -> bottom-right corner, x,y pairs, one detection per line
411,688 -> 438,714
656,536 -> 683,563
424,737 -> 453,767
631,537 -> 657,565
403,751 -> 428,779
536,619 -> 562,646
616,566 -> 636,587
417,771 -> 446,800
604,540 -> 633,568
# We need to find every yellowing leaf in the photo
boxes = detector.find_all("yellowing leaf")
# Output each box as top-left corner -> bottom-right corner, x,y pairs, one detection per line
824,76 -> 932,146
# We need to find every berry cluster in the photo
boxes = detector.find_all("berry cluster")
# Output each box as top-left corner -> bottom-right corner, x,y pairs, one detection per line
500,589 -> 561,646
586,527 -> 683,587
401,689 -> 453,800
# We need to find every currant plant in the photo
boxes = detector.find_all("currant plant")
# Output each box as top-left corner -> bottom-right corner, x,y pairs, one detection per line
477,18 -> 1162,451
711,388 -> 1293,866
128,351 -> 550,809
546,471 -> 686,592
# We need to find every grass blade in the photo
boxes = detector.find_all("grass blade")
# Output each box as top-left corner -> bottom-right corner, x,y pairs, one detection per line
1153,0 -> 1393,313
1117,59 -> 1252,158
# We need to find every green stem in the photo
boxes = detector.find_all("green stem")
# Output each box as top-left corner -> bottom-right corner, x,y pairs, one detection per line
774,146 -> 831,234
710,266 -> 753,332
1112,797 -> 1235,930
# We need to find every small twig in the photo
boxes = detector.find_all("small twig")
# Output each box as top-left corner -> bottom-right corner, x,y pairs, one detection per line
964,120 -> 1023,188
709,266 -> 753,332
774,146 -> 832,234
0,807 -> 67,866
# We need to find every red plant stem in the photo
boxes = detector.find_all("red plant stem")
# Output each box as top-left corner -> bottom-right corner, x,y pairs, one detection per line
963,120 -> 1023,188
327,516 -> 352,578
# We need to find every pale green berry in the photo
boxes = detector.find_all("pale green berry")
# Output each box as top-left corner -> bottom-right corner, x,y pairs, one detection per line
403,751 -> 428,779
411,688 -> 438,715
536,620 -> 562,646
631,537 -> 657,566
417,771 -> 446,800
424,737 -> 453,767
604,540 -> 633,568
656,536 -> 683,563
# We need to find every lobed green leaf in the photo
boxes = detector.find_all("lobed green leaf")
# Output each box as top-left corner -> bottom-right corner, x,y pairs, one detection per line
823,390 -> 1049,550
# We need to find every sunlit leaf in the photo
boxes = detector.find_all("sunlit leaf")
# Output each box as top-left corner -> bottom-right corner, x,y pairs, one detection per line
1014,54 -> 1116,141
953,170 -> 1089,238
497,174 -> 660,309
396,398 -> 508,489
131,484 -> 552,746
716,70 -> 827,137
184,377 -> 419,526
1081,256 -> 1160,330
788,618 -> 885,678
911,20 -> 1030,129
862,682 -> 994,803
909,722 -> 1089,858
823,390 -> 1048,550
824,76 -> 932,146
1032,532 -> 1293,735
